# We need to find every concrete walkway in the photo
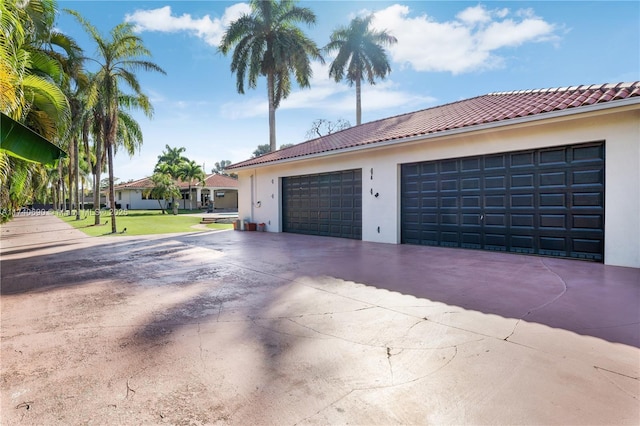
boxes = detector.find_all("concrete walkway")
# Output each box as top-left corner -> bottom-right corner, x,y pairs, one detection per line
1,214 -> 638,425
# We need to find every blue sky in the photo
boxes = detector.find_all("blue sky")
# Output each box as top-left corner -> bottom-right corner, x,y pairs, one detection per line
55,1 -> 640,182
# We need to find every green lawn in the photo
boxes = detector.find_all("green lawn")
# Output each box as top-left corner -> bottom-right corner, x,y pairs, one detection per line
59,210 -> 233,236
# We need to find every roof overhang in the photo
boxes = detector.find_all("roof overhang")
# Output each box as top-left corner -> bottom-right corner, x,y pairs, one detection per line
229,97 -> 640,172
1,113 -> 67,166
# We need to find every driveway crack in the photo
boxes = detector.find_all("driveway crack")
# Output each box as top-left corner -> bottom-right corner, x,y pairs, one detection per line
594,366 -> 639,400
294,345 -> 459,425
504,258 -> 569,342
386,347 -> 394,385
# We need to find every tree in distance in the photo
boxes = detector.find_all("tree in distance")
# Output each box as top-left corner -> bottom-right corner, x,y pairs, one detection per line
306,118 -> 351,139
325,15 -> 397,125
219,0 -> 323,152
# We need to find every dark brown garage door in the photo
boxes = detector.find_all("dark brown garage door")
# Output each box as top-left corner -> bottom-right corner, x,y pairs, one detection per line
282,169 -> 362,239
401,142 -> 605,261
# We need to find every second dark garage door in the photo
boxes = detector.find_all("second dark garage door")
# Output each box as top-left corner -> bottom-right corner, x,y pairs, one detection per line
282,169 -> 362,239
401,142 -> 605,261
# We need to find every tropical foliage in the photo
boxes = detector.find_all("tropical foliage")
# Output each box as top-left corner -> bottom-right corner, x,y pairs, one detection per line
0,0 -> 73,218
179,160 -> 206,210
151,145 -> 204,214
212,160 -> 238,178
219,0 -> 323,152
325,15 -> 397,125
143,172 -> 180,214
1,1 -> 400,226
252,143 -> 294,158
67,10 -> 166,232
1,1 -> 163,227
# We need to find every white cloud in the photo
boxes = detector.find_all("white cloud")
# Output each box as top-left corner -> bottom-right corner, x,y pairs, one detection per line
456,5 -> 491,25
371,4 -> 559,74
124,3 -> 250,47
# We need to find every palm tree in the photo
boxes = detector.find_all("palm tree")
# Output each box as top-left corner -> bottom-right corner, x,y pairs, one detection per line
1,0 -> 70,132
143,172 -> 180,214
325,15 -> 397,125
53,36 -> 86,219
219,0 -> 323,152
154,145 -> 187,214
157,144 -> 188,165
179,160 -> 206,210
68,10 -> 166,233
1,0 -> 72,214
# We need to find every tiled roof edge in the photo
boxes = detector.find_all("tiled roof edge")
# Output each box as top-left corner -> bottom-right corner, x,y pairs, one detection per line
488,81 -> 638,96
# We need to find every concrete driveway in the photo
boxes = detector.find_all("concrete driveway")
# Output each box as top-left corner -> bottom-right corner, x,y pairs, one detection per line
1,214 -> 638,425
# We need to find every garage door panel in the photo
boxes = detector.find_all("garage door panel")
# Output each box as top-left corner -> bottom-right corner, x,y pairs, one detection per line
540,148 -> 568,165
511,214 -> 534,228
462,214 -> 481,225
462,158 -> 481,171
540,214 -> 567,229
401,141 -> 604,261
573,239 -> 602,257
573,144 -> 604,162
511,194 -> 533,208
573,192 -> 602,207
283,169 -> 362,240
540,193 -> 566,207
540,171 -> 567,187
441,179 -> 458,191
511,151 -> 535,167
511,235 -> 535,251
422,197 -> 437,208
421,213 -> 437,224
573,214 -> 602,229
573,169 -> 602,186
441,197 -> 457,208
511,173 -> 535,188
484,155 -> 506,170
461,196 -> 481,208
440,213 -> 458,224
485,234 -> 507,249
486,195 -> 507,207
484,214 -> 506,226
485,176 -> 506,189
462,232 -> 482,247
440,160 -> 458,173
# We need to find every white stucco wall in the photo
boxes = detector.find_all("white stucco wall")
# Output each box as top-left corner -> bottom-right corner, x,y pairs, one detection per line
115,189 -> 166,210
236,107 -> 640,267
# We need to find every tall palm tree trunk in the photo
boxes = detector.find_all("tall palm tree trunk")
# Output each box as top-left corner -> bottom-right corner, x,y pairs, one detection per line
74,135 -> 80,220
68,150 -> 74,214
355,77 -> 362,126
93,138 -> 102,225
107,142 -> 117,233
106,112 -> 118,233
267,73 -> 277,152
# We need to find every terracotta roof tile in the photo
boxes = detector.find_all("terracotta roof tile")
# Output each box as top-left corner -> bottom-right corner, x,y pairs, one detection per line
114,173 -> 238,190
228,82 -> 640,170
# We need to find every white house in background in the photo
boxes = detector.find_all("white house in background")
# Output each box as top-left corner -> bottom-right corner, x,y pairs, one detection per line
227,82 -> 640,268
113,173 -> 238,211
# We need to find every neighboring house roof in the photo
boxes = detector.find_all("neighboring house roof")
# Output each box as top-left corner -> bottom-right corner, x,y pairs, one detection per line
114,173 -> 238,190
228,82 -> 640,170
